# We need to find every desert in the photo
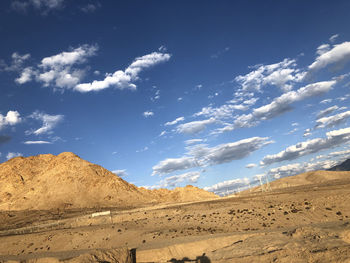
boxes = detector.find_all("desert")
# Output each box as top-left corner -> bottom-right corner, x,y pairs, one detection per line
0,153 -> 350,263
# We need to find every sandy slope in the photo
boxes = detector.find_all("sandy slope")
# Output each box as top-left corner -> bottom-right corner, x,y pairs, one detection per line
247,170 -> 350,193
0,172 -> 350,262
0,152 -> 217,211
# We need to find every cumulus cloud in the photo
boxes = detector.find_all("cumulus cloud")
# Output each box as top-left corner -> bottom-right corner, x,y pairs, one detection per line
176,118 -> 216,134
76,52 -> 171,92
26,111 -> 63,135
317,105 -> 339,118
0,111 -> 21,130
235,58 -> 303,93
164,117 -> 185,126
15,67 -> 34,84
152,136 -> 271,176
315,110 -> 350,129
308,41 -> 350,73
16,44 -> 98,90
143,111 -> 154,118
261,126 -> 350,165
23,140 -> 52,144
6,152 -> 23,160
112,169 -> 128,177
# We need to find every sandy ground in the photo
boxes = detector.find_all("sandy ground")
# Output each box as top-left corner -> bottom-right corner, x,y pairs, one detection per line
1,178 -> 350,262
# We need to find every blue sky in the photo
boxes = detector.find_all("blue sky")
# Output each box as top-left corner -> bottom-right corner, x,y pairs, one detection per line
1,0 -> 350,195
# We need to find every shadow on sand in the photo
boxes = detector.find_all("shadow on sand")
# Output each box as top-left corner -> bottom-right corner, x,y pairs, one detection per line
169,253 -> 211,263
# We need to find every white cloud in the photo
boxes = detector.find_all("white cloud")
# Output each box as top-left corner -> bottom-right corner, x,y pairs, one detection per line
164,116 -> 185,126
159,131 -> 166,137
143,111 -> 154,118
308,41 -> 350,72
214,80 -> 336,134
184,139 -> 204,145
152,136 -> 271,175
145,171 -> 201,189
261,126 -> 350,165
0,111 -> 21,130
12,0 -> 64,14
151,89 -> 160,101
2,52 -> 31,72
245,163 -> 257,168
176,118 -> 216,134
158,45 -> 167,52
152,156 -> 198,176
316,44 -> 330,56
315,110 -> 350,128
211,47 -> 230,59
80,3 -> 100,13
329,34 -> 339,43
6,152 -> 23,160
16,44 -> 98,90
235,58 -> 302,93
204,178 -> 249,196
194,103 -> 250,120
266,158 -> 342,179
112,169 -> 128,177
303,128 -> 312,137
317,105 -> 339,118
321,99 -> 332,104
15,67 -> 34,84
75,51 -> 171,92
23,140 -> 52,144
136,146 -> 149,153
26,111 -> 63,135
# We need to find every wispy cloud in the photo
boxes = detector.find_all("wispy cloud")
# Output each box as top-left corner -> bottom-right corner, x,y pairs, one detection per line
26,111 -> 64,135
23,140 -> 52,144
12,0 -> 65,14
152,136 -> 271,176
145,171 -> 201,189
261,126 -> 350,166
315,110 -> 350,129
164,117 -> 184,126
176,118 -> 216,134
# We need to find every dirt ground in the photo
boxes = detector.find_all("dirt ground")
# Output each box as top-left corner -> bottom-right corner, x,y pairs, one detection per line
1,178 -> 350,263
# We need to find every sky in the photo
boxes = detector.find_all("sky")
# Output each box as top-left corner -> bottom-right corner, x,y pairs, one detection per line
1,0 -> 350,195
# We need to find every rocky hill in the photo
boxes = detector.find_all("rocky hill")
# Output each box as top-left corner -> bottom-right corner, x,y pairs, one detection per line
0,152 -> 217,211
328,158 -> 350,171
